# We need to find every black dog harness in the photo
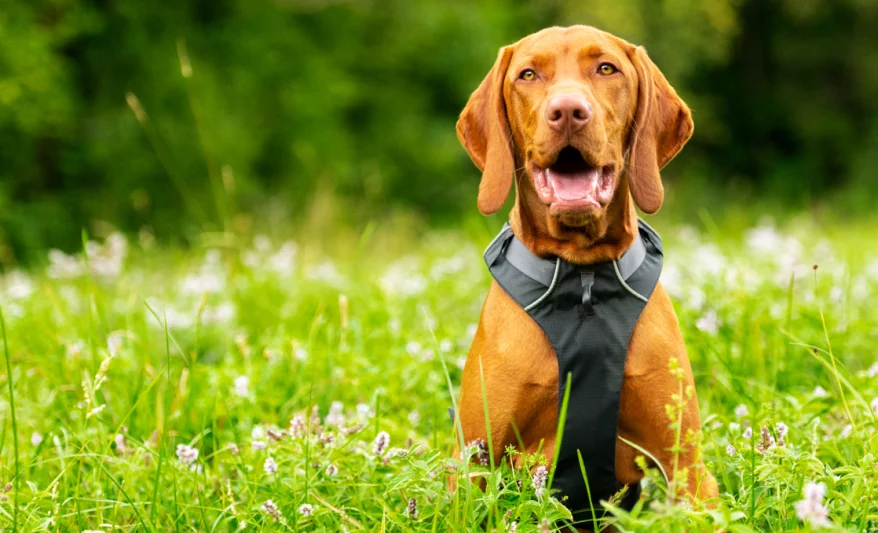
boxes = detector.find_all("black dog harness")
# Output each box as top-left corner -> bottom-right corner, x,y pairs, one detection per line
484,219 -> 663,524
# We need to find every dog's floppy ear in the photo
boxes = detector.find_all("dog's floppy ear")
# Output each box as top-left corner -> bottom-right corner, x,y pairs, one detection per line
456,46 -> 516,215
626,46 -> 693,214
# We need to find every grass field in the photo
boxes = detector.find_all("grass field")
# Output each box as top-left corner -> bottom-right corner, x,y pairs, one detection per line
1,214 -> 877,532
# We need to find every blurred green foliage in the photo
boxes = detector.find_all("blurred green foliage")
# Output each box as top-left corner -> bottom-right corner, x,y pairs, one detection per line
1,0 -> 877,261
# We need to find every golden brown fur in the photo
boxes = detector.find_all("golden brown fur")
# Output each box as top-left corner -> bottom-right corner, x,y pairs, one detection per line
454,25 -> 718,522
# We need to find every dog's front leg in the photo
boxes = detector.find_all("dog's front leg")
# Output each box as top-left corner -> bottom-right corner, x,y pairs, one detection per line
454,282 -> 561,473
615,282 -> 719,503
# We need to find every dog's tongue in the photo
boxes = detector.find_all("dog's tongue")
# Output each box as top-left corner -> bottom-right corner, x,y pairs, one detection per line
547,167 -> 599,201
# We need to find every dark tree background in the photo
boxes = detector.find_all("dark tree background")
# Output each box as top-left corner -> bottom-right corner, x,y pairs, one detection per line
1,0 -> 877,262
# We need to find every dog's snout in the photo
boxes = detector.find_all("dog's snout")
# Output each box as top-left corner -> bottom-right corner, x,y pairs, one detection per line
545,94 -> 592,133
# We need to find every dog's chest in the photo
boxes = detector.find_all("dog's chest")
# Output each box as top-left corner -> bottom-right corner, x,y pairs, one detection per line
483,219 -> 663,522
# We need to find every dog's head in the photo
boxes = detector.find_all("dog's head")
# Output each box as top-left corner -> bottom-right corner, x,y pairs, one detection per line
457,26 -> 692,252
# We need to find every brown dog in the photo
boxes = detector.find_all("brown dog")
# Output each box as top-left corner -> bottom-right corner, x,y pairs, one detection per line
455,25 -> 718,525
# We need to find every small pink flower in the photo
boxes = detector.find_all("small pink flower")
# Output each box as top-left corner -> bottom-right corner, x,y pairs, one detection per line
290,415 -> 306,437
373,431 -> 390,456
262,500 -> 281,521
461,438 -> 489,466
532,465 -> 548,498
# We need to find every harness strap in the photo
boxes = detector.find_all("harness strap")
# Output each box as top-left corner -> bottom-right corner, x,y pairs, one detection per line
504,226 -> 646,286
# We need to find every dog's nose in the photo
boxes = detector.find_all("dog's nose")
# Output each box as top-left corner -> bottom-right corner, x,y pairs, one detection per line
545,94 -> 592,133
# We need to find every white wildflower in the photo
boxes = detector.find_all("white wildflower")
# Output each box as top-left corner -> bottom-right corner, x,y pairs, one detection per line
107,332 -> 124,357
695,310 -> 721,334
325,401 -> 345,427
47,249 -> 84,279
264,457 -> 278,475
693,244 -> 726,277
813,386 -> 828,398
298,503 -> 314,517
269,242 -> 298,274
405,341 -> 422,358
176,444 -> 198,464
202,302 -> 236,324
871,397 -> 878,416
252,440 -> 267,451
776,422 -> 788,440
726,444 -> 736,456
4,271 -> 34,299
795,481 -> 829,527
408,410 -> 421,426
290,415 -> 307,437
685,286 -> 706,311
734,404 -> 749,418
292,340 -> 308,361
66,340 -> 85,358
181,252 -> 225,294
233,376 -> 250,398
746,225 -> 785,255
356,403 -> 372,421
379,258 -> 427,296
307,259 -> 344,285
31,432 -> 43,446
88,233 -> 128,279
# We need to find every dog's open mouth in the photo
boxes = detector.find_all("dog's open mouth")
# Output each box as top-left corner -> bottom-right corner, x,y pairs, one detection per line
532,147 -> 615,212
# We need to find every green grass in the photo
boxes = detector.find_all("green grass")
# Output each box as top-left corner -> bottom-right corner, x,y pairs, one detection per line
1,214 -> 877,532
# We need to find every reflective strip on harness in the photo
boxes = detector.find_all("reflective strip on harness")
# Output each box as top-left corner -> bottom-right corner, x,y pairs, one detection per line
505,229 -> 646,286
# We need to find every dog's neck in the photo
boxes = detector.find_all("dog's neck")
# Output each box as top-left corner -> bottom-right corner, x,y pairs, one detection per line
509,177 -> 639,265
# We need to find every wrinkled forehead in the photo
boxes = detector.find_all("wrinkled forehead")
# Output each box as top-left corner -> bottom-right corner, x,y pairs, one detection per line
509,25 -> 634,75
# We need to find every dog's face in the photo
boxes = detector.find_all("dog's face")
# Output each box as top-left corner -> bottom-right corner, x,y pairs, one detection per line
506,27 -> 637,230
458,26 -> 693,246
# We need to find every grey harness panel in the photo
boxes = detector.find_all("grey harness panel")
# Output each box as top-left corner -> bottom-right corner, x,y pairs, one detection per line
483,219 -> 663,525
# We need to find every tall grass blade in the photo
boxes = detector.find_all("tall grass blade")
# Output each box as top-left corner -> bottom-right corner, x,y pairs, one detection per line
1,307 -> 18,531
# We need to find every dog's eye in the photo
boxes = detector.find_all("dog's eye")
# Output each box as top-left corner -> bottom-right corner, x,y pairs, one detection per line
519,69 -> 537,81
598,63 -> 618,76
